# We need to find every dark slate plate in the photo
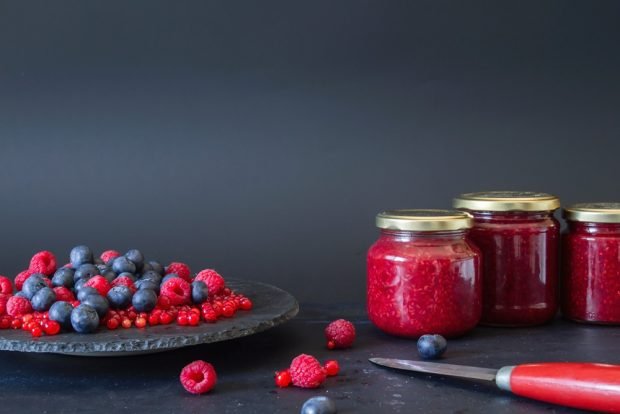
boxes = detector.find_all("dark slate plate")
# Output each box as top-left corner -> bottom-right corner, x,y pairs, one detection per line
0,279 -> 298,356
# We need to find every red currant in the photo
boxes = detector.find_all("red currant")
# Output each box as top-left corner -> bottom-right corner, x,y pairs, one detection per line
43,320 -> 61,336
274,370 -> 292,388
324,360 -> 340,376
135,317 -> 147,329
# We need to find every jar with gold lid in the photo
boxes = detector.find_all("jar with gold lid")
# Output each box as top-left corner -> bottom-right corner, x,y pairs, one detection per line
562,203 -> 620,324
453,191 -> 561,327
367,209 -> 482,338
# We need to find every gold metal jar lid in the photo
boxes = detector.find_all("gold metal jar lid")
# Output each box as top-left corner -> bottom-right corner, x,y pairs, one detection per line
453,191 -> 560,212
375,209 -> 473,232
564,203 -> 620,223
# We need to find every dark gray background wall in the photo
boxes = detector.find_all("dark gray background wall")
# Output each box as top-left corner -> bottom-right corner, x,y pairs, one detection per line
0,1 -> 619,304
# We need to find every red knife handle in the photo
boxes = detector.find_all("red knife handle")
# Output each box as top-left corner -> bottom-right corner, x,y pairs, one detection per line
496,362 -> 620,413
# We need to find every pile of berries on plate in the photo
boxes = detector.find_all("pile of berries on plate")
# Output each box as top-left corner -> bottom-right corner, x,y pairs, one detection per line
0,246 -> 252,337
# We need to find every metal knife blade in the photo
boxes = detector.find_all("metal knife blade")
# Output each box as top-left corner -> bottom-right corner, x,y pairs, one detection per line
369,358 -> 499,382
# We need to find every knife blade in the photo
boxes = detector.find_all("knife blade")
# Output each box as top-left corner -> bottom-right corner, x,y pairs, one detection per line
369,358 -> 620,413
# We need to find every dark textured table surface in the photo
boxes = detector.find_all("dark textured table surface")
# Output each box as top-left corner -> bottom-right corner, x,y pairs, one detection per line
0,304 -> 617,413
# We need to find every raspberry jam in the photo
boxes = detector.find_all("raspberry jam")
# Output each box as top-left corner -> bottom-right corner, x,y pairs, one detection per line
454,192 -> 560,327
562,203 -> 620,324
367,210 -> 481,338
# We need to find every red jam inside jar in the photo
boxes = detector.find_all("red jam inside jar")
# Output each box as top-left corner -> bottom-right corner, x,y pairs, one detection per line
367,209 -> 481,338
562,203 -> 620,324
454,192 -> 560,327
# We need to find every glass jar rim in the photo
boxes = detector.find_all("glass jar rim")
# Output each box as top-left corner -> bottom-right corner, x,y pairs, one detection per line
376,209 -> 473,232
453,191 -> 560,212
564,203 -> 620,223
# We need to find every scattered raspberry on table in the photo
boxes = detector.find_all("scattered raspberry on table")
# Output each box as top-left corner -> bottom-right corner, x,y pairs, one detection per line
325,319 -> 356,349
180,360 -> 217,395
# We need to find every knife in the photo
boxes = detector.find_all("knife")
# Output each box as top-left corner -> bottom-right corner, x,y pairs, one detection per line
369,357 -> 620,413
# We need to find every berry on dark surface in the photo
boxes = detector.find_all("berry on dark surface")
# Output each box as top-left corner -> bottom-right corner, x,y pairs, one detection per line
195,269 -> 226,295
29,250 -> 57,276
191,281 -> 209,304
74,278 -> 88,292
53,286 -> 75,302
70,245 -> 94,268
0,276 -> 13,295
100,250 -> 120,264
148,261 -> 164,276
49,301 -> 74,330
74,264 -> 99,281
180,360 -> 217,395
71,304 -> 100,333
125,249 -> 144,272
301,396 -> 338,414
140,270 -> 162,285
162,273 -> 179,284
77,286 -> 100,302
135,279 -> 159,293
417,334 -> 447,359
325,319 -> 356,349
52,267 -> 75,288
107,285 -> 133,309
160,277 -> 191,306
111,275 -> 137,293
275,370 -> 292,388
6,296 -> 33,317
132,289 -> 157,313
112,256 -> 136,275
22,274 -> 47,300
101,269 -> 117,283
31,287 -> 56,311
290,354 -> 327,389
14,269 -> 35,291
83,275 -> 112,296
324,360 -> 340,377
82,294 -> 110,318
166,262 -> 191,282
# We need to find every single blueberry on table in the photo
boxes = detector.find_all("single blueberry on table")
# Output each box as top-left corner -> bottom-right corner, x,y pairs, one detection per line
131,289 -> 157,312
107,285 -> 133,309
77,286 -> 100,302
191,280 -> 209,304
300,396 -> 337,414
112,256 -> 136,275
136,279 -> 159,293
22,274 -> 47,299
52,267 -> 75,288
74,264 -> 98,282
125,249 -> 144,272
49,301 -> 74,330
82,294 -> 109,318
148,261 -> 165,276
31,287 -> 56,311
71,304 -> 100,333
70,245 -> 94,268
417,334 -> 448,360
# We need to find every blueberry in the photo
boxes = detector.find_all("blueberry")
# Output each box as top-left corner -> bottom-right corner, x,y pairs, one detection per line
300,396 -> 337,414
74,264 -> 98,281
22,274 -> 47,299
191,281 -> 209,304
74,278 -> 87,292
82,294 -> 109,318
125,249 -> 144,272
52,268 -> 75,288
94,257 -> 104,265
31,287 -> 56,311
107,285 -> 133,309
162,273 -> 180,284
417,334 -> 448,360
14,291 -> 28,298
96,264 -> 110,273
140,270 -> 162,285
70,245 -> 94,268
148,261 -> 165,276
117,272 -> 136,282
77,286 -> 99,302
112,256 -> 136,274
49,301 -> 74,330
131,289 -> 157,312
71,304 -> 99,333
101,269 -> 117,283
136,279 -> 159,293
140,262 -> 153,274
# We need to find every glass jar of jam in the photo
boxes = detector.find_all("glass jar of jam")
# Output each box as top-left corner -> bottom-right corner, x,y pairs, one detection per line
562,203 -> 620,324
453,192 -> 560,327
367,209 -> 481,338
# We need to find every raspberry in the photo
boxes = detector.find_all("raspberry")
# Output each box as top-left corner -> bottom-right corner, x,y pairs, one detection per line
100,250 -> 121,263
0,294 -> 10,316
180,360 -> 217,395
6,296 -> 33,317
324,360 -> 340,376
14,269 -> 35,291
161,278 -> 191,306
166,262 -> 192,282
289,354 -> 326,389
84,275 -> 112,296
0,276 -> 12,295
275,370 -> 292,388
325,319 -> 356,349
53,286 -> 75,302
111,276 -> 136,293
195,269 -> 225,295
29,251 -> 57,276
